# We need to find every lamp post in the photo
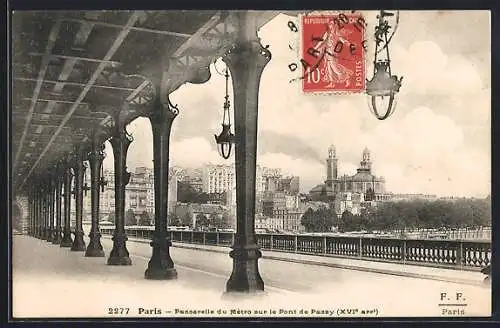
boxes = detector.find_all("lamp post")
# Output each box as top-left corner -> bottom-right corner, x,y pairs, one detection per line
214,60 -> 235,159
366,10 -> 403,120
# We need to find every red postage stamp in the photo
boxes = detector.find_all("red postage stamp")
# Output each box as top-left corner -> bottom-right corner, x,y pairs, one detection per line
300,12 -> 366,93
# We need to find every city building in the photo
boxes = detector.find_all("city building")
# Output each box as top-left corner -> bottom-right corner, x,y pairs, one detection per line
201,163 -> 292,195
82,166 -> 177,223
261,191 -> 304,232
202,164 -> 235,194
310,145 -> 387,199
309,145 -> 394,217
278,176 -> 300,195
333,192 -> 366,216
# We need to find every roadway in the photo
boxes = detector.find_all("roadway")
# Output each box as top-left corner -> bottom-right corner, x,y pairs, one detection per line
12,234 -> 491,318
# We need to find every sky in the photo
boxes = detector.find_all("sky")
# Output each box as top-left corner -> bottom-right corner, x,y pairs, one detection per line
102,10 -> 491,198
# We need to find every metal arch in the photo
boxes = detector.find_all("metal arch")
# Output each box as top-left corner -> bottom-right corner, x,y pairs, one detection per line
173,12 -> 224,58
118,73 -> 156,106
19,12 -> 145,192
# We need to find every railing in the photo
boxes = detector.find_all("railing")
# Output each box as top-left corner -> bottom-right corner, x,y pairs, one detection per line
99,227 -> 491,271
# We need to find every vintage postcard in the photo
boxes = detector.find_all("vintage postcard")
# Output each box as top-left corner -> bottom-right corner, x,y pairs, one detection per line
10,9 -> 491,320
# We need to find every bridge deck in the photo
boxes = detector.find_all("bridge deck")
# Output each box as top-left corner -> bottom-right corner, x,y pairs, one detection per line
12,235 -> 491,318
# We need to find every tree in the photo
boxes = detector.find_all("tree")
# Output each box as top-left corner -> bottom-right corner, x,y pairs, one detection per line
300,208 -> 315,232
125,209 -> 136,226
177,182 -> 211,204
195,213 -> 210,230
107,211 -> 115,223
303,198 -> 491,234
221,211 -> 233,228
177,181 -> 199,203
180,211 -> 193,227
300,207 -> 335,232
213,211 -> 232,229
168,212 -> 181,226
352,198 -> 492,233
138,211 -> 152,226
338,210 -> 355,232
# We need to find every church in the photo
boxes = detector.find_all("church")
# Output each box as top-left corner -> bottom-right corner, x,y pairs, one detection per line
309,145 -> 390,202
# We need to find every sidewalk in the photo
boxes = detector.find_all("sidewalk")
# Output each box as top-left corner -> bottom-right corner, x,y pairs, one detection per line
14,235 -> 491,318
117,236 -> 487,286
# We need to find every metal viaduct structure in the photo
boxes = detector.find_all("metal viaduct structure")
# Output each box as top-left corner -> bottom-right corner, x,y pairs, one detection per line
11,10 -> 292,292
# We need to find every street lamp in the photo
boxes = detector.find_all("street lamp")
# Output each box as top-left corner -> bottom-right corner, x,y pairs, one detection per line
214,60 -> 234,159
83,162 -> 91,196
366,10 -> 403,120
99,149 -> 108,192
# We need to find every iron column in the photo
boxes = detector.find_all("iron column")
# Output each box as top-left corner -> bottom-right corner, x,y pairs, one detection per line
71,146 -> 87,251
223,11 -> 271,293
60,156 -> 74,247
144,95 -> 178,280
85,132 -> 106,257
107,111 -> 132,266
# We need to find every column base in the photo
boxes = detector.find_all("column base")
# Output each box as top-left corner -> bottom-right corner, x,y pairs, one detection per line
52,230 -> 62,244
45,228 -> 51,240
107,233 -> 132,266
46,228 -> 54,242
85,232 -> 105,257
71,230 -> 86,251
221,290 -> 268,300
226,246 -> 264,293
40,228 -> 48,240
60,230 -> 73,247
144,235 -> 178,280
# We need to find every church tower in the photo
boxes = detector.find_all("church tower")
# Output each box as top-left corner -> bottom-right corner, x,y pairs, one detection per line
325,144 -> 338,188
358,147 -> 372,173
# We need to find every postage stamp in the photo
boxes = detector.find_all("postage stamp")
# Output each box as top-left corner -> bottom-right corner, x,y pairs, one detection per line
300,12 -> 366,94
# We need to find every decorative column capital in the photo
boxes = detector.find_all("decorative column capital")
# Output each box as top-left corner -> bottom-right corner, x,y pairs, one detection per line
62,152 -> 75,171
88,142 -> 106,164
109,125 -> 133,151
185,66 -> 212,85
148,94 -> 179,125
223,40 -> 271,71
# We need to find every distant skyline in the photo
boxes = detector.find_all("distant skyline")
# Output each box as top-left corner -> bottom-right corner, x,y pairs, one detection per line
101,11 -> 490,198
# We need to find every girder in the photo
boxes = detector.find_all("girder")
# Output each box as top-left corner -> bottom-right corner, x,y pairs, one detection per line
28,52 -> 123,65
14,77 -> 136,92
13,19 -> 62,174
63,18 -> 193,38
12,10 -> 280,194
19,12 -> 144,189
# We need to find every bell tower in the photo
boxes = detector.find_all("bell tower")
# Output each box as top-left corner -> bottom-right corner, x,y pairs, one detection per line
358,147 -> 372,173
325,144 -> 338,188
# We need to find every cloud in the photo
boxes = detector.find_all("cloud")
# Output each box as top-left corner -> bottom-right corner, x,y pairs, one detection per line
258,131 -> 324,163
390,41 -> 484,96
171,137 -> 229,167
359,106 -> 489,197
